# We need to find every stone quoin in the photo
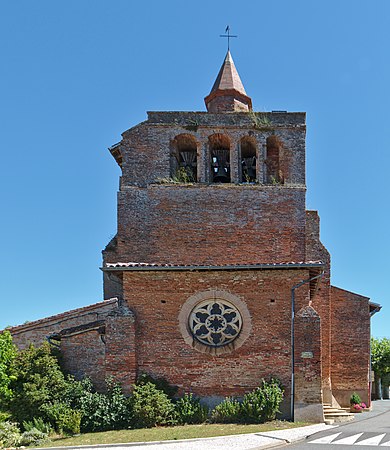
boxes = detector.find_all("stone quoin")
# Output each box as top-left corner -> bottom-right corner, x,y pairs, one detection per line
5,50 -> 381,422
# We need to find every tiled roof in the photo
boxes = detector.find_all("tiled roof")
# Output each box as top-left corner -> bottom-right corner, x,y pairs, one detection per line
210,51 -> 247,95
103,261 -> 324,270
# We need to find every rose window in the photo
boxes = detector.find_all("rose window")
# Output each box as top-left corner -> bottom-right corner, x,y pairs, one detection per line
189,300 -> 242,347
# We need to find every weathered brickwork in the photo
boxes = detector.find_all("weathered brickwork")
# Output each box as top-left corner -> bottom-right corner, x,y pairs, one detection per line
61,329 -> 107,391
305,210 -> 333,404
9,298 -> 120,349
4,52 -> 378,421
294,305 -> 323,422
121,268 -> 310,412
331,286 -> 371,406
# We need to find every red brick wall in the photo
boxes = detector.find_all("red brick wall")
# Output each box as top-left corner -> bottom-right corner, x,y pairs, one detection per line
106,185 -> 306,267
122,268 -> 311,407
8,299 -> 120,349
305,210 -> 332,403
105,315 -> 137,394
330,286 -> 371,406
61,329 -> 106,391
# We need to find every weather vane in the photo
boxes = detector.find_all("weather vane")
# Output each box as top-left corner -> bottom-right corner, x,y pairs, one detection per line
220,25 -> 237,51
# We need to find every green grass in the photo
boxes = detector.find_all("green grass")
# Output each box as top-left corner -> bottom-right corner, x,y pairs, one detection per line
37,421 -> 310,448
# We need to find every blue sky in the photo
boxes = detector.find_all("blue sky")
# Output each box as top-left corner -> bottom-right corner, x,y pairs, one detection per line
1,0 -> 389,338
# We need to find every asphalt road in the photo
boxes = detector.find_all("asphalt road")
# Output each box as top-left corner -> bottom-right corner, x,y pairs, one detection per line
289,400 -> 390,449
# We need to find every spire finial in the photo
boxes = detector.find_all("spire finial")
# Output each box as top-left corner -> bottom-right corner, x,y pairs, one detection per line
219,25 -> 237,51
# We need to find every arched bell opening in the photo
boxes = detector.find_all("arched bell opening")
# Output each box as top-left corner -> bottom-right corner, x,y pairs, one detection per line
266,135 -> 284,184
209,134 -> 231,183
240,136 -> 257,183
170,134 -> 198,182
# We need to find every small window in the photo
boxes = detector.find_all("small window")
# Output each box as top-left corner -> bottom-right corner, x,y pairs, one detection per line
209,134 -> 231,183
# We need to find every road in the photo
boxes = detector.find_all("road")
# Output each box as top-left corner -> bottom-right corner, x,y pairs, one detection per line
289,400 -> 390,449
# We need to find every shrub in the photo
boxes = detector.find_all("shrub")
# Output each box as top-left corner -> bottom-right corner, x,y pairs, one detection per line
0,421 -> 21,448
41,403 -> 81,435
8,342 -> 70,424
137,373 -> 178,399
23,416 -> 53,434
0,331 -> 17,410
72,378 -> 132,432
211,397 -> 241,423
20,428 -> 50,446
350,392 -> 362,405
130,382 -> 175,428
0,411 -> 11,423
175,393 -> 208,425
240,378 -> 284,423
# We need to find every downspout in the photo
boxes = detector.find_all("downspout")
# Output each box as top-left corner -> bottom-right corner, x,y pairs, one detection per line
291,271 -> 324,421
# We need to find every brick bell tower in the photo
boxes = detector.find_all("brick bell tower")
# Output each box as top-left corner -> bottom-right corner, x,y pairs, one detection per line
102,50 -> 327,421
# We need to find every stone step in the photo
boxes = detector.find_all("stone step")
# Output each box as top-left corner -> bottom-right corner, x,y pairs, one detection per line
323,404 -> 355,424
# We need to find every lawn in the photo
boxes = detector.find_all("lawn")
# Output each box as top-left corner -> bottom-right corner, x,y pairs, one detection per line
37,421 -> 310,447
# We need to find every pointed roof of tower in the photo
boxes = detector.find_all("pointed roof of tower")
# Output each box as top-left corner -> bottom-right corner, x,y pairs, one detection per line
210,51 -> 247,95
205,51 -> 252,113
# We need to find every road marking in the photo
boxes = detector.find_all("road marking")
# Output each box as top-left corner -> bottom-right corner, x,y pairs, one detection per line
332,433 -> 364,445
356,434 -> 386,446
381,440 -> 390,446
310,433 -> 342,444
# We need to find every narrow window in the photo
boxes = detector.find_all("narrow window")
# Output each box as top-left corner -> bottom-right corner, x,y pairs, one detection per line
266,136 -> 283,184
240,137 -> 257,182
209,134 -> 231,183
170,134 -> 198,182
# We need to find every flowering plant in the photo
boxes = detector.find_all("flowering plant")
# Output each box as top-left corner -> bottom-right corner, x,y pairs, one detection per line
360,402 -> 367,409
352,404 -> 362,411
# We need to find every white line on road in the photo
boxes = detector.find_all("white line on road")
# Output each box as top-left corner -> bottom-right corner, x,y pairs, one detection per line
310,433 -> 342,444
332,433 -> 364,445
356,434 -> 387,446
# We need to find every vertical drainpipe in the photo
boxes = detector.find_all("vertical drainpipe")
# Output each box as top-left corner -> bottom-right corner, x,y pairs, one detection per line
291,271 -> 324,422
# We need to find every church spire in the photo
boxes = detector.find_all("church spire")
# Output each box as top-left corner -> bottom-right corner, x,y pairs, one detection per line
204,51 -> 252,113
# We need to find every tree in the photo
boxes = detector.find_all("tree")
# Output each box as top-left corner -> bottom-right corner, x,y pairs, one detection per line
0,330 -> 17,409
371,337 -> 390,399
8,342 -> 70,423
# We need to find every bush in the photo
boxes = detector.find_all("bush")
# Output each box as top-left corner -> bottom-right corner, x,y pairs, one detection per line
240,379 -> 284,423
20,428 -> 50,446
0,412 -> 11,423
8,342 -> 70,424
72,378 -> 132,432
0,331 -> 17,410
41,403 -> 81,435
350,392 -> 362,405
0,421 -> 21,448
130,382 -> 175,428
211,397 -> 241,423
23,416 -> 53,434
175,393 -> 208,425
137,373 -> 178,399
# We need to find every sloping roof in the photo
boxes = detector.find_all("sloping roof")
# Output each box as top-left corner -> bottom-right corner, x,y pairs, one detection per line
210,51 -> 247,95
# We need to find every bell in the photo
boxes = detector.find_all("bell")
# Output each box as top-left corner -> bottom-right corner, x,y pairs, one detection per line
213,166 -> 230,183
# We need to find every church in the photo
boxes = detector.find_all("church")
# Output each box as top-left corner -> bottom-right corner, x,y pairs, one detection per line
7,50 -> 381,422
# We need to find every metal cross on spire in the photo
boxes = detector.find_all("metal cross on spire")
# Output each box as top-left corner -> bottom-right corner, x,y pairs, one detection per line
219,25 -> 237,51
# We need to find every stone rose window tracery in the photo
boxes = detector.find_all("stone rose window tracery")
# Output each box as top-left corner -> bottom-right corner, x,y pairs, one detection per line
189,300 -> 242,347
179,290 -> 251,356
